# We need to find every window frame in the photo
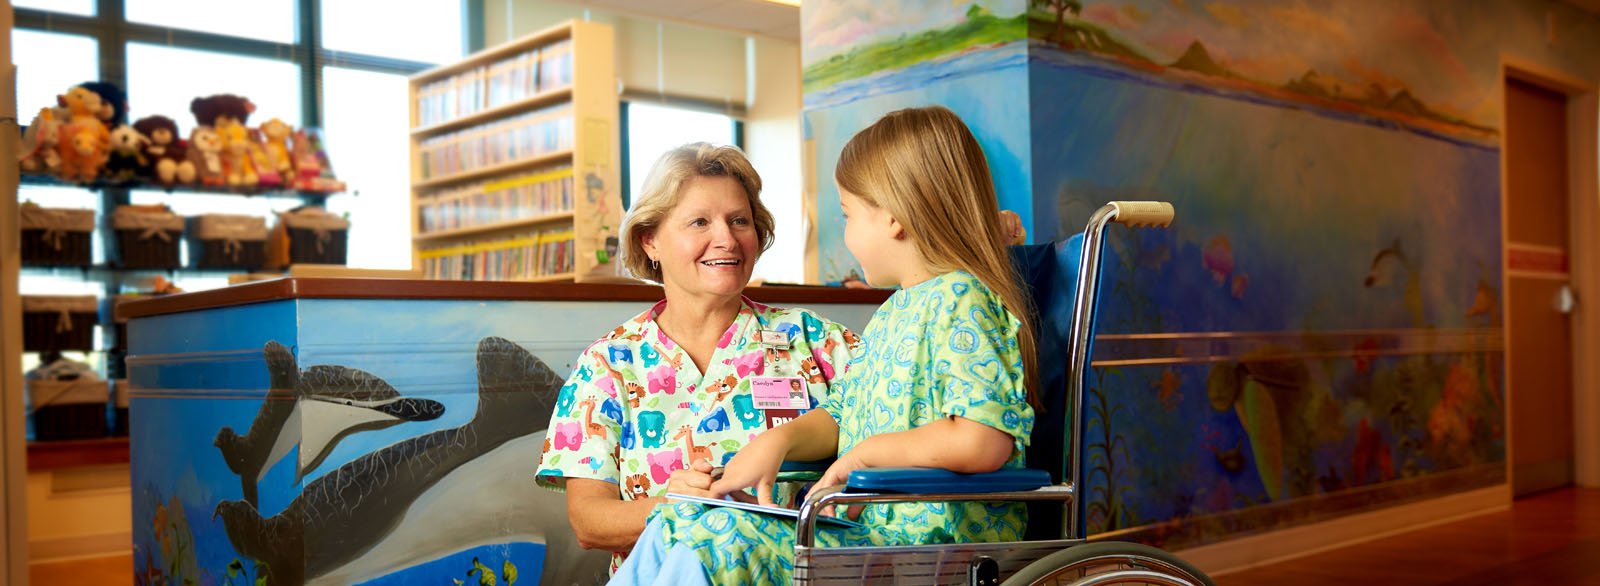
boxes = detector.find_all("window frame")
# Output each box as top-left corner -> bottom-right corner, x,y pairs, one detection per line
14,0 -> 479,128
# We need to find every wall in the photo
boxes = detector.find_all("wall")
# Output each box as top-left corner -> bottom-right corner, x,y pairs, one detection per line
484,1 -> 808,283
801,0 -> 1600,551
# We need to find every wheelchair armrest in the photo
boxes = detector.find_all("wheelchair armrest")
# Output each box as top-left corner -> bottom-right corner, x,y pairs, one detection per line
845,467 -> 1053,494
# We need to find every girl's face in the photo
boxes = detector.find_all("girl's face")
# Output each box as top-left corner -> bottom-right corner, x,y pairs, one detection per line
644,175 -> 760,299
839,187 -> 903,287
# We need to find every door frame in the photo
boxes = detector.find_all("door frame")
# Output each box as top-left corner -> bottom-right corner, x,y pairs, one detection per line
1500,57 -> 1600,491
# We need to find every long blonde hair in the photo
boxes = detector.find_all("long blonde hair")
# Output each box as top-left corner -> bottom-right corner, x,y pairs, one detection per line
835,106 -> 1038,407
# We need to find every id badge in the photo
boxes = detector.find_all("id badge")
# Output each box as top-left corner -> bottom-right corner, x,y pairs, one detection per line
751,377 -> 809,410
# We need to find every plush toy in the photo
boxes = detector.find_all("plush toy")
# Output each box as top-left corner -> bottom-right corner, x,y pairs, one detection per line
187,126 -> 225,187
104,124 -> 149,182
18,107 -> 63,173
190,94 -> 254,129
56,120 -> 108,182
219,123 -> 259,187
57,86 -> 110,152
132,115 -> 195,185
249,128 -> 283,188
289,128 -> 344,191
259,118 -> 294,176
78,81 -> 128,129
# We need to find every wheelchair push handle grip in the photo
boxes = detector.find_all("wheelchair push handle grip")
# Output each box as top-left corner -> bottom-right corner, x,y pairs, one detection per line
1108,201 -> 1175,228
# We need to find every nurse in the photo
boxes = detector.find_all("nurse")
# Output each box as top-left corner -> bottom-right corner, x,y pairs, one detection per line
534,142 -> 860,574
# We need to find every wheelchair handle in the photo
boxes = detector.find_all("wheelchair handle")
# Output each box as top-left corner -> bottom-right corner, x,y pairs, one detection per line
1107,201 -> 1175,228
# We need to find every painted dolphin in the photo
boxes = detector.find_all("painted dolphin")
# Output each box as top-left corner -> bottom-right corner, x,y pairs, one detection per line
213,342 -> 445,506
214,336 -> 609,586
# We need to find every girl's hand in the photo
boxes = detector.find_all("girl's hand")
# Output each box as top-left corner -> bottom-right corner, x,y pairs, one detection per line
813,451 -> 868,520
709,430 -> 789,506
664,458 -> 719,499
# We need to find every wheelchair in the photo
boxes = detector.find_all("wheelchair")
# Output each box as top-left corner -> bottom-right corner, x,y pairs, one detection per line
786,202 -> 1215,585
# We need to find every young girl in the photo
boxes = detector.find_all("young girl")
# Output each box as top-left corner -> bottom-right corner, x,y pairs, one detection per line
611,105 -> 1039,585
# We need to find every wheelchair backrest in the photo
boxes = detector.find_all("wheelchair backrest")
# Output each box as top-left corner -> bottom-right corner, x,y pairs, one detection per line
1010,233 -> 1100,539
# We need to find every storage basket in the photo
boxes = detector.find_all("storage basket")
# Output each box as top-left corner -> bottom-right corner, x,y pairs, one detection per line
19,203 -> 94,267
113,205 -> 183,269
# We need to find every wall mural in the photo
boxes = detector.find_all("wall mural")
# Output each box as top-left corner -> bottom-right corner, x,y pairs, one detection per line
803,0 -> 1600,548
130,301 -> 618,586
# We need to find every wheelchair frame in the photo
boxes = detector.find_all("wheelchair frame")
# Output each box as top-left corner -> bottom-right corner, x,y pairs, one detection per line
789,202 -> 1212,586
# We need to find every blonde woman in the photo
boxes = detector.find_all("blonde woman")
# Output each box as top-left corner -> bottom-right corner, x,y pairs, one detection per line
535,143 -> 862,575
612,106 -> 1038,584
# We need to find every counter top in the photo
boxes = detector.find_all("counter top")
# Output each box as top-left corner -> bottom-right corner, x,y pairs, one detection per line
119,277 -> 892,319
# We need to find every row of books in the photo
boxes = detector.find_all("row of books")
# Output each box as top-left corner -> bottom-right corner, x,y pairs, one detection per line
418,106 -> 574,179
419,228 -> 575,280
416,167 -> 576,234
416,39 -> 575,127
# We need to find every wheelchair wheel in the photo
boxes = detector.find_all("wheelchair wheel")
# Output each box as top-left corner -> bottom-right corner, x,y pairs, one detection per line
999,541 -> 1215,586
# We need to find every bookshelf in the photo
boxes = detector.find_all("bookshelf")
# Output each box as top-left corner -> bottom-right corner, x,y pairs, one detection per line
409,20 -> 623,283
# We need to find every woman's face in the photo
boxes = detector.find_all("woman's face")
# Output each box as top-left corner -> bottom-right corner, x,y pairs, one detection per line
644,175 -> 760,299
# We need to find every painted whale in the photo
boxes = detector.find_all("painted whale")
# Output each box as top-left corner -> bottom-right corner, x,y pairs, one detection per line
213,341 -> 445,506
214,337 -> 610,585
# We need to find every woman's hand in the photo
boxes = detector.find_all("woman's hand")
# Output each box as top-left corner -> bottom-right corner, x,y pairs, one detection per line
709,427 -> 790,506
664,457 -> 719,499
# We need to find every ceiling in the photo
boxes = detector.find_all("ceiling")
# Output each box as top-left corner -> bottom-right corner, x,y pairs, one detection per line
555,0 -> 802,40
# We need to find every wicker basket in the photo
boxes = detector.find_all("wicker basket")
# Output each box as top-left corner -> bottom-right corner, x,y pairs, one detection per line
21,295 -> 98,352
267,207 -> 349,268
29,378 -> 109,441
113,205 -> 184,269
188,214 -> 268,269
19,204 -> 94,267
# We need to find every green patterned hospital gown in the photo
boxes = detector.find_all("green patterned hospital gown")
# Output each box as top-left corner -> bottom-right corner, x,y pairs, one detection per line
648,271 -> 1035,584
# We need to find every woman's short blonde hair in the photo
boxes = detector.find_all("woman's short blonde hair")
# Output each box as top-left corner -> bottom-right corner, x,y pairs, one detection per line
622,142 -> 775,282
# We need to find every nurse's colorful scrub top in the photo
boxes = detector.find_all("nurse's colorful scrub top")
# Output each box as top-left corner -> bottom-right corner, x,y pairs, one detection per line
535,297 -> 860,571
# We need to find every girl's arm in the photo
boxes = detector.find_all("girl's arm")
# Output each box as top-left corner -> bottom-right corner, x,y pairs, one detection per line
814,415 -> 1013,490
709,409 -> 841,505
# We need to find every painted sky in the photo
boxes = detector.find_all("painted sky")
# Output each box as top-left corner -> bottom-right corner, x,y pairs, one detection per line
804,0 -> 1600,130
801,0 -> 1023,64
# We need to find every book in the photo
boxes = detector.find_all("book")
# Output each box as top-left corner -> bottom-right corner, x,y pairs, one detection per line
665,493 -> 866,529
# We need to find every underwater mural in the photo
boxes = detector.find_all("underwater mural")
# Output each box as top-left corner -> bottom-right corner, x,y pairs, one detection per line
803,0 -> 1600,548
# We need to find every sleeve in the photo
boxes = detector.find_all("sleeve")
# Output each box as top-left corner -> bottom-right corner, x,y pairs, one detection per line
535,343 -> 625,491
935,293 -> 1035,454
811,314 -> 861,424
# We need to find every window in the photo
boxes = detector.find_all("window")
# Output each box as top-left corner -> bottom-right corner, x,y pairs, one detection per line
125,43 -> 304,128
125,0 -> 296,43
321,0 -> 464,65
11,29 -> 97,124
14,1 -> 465,283
321,67 -> 413,270
624,102 -> 742,207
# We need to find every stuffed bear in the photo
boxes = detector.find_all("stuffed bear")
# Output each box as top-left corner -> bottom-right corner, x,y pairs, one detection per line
132,115 -> 195,185
190,94 -> 254,129
19,107 -> 63,173
103,124 -> 148,182
218,123 -> 259,187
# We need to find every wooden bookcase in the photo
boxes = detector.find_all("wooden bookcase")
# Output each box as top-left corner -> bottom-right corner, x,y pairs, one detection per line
408,20 -> 624,283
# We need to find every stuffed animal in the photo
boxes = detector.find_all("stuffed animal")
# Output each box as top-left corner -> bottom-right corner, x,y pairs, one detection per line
190,94 -> 254,129
132,115 -> 195,185
57,86 -> 110,154
289,128 -> 344,191
78,81 -> 128,129
259,118 -> 294,176
103,124 -> 149,182
187,126 -> 225,187
250,128 -> 283,188
18,108 -> 63,173
219,123 -> 259,187
56,120 -> 108,182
